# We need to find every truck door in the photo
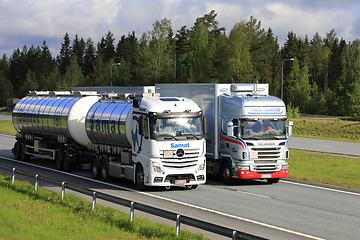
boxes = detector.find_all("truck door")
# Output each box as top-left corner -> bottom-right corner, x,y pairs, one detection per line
220,117 -> 240,155
138,115 -> 151,156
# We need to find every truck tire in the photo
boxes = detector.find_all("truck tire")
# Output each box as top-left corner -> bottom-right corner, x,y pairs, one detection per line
63,150 -> 75,172
100,156 -> 110,182
14,142 -> 21,160
186,185 -> 198,190
20,143 -> 30,162
267,178 -> 280,184
55,150 -> 63,170
221,161 -> 233,185
136,164 -> 146,191
91,154 -> 100,180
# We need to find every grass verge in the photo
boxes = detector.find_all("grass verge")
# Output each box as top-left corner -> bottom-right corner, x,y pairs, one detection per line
288,150 -> 360,189
0,119 -> 16,135
289,118 -> 360,142
0,175 -> 207,240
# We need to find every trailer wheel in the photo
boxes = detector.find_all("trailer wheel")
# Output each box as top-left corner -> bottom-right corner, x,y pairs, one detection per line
20,143 -> 30,162
136,164 -> 146,191
267,178 -> 280,184
91,155 -> 100,180
55,150 -> 63,170
63,151 -> 75,172
14,142 -> 21,160
221,161 -> 233,185
100,157 -> 109,182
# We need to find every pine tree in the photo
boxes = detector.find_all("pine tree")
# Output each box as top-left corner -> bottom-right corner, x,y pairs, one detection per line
72,34 -> 86,72
83,37 -> 96,78
57,33 -> 72,75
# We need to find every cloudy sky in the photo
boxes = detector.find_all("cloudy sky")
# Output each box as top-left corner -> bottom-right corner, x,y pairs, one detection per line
1,0 -> 360,58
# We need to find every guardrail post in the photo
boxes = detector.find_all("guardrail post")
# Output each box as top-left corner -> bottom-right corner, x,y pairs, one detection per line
12,168 -> 15,184
130,202 -> 135,221
61,182 -> 65,200
232,231 -> 237,240
92,192 -> 97,210
35,174 -> 39,191
176,215 -> 181,237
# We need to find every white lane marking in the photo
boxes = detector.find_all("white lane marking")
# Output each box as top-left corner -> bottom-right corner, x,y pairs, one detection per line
0,133 -> 15,138
0,156 -> 324,240
236,190 -> 271,199
281,180 -> 360,196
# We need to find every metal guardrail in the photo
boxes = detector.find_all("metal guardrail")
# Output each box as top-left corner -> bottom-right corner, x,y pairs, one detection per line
0,163 -> 266,240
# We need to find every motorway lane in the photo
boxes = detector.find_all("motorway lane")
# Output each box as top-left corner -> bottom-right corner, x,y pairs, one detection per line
289,137 -> 360,157
1,134 -> 360,239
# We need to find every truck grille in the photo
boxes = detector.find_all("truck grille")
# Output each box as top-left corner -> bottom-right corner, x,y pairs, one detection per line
252,165 -> 281,172
160,149 -> 200,169
250,147 -> 281,159
249,147 -> 282,173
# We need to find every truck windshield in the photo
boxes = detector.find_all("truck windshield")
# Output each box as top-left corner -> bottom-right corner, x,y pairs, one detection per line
151,117 -> 203,139
241,120 -> 287,140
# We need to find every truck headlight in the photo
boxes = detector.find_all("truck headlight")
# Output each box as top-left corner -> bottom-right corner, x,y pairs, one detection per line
282,164 -> 289,170
198,161 -> 205,171
238,166 -> 249,171
153,163 -> 163,174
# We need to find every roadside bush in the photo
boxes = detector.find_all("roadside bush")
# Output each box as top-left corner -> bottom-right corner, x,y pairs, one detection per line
287,102 -> 300,118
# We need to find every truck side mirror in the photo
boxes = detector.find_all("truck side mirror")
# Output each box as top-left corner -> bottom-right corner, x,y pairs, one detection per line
287,121 -> 293,137
203,117 -> 208,134
227,121 -> 234,137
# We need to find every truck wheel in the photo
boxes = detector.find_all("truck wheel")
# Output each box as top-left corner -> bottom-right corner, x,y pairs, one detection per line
20,143 -> 30,162
91,155 -> 100,179
221,161 -> 233,185
136,165 -> 146,191
186,185 -> 198,190
63,151 -> 75,172
100,157 -> 109,182
55,150 -> 63,170
267,178 -> 280,184
14,142 -> 21,160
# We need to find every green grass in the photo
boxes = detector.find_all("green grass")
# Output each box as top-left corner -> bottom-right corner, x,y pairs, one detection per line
289,118 -> 360,142
288,150 -> 360,189
0,119 -> 17,135
0,175 -> 207,240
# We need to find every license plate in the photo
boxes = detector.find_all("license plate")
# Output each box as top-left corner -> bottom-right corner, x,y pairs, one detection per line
175,179 -> 187,185
261,174 -> 271,178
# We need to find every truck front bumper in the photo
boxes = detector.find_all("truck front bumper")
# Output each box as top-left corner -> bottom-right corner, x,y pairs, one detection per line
237,169 -> 288,179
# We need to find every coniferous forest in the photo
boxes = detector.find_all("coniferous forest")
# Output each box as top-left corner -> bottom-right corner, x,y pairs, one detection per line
1,11 -> 360,116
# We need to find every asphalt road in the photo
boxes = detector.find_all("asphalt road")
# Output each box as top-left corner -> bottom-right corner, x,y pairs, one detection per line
1,133 -> 360,240
289,136 -> 360,157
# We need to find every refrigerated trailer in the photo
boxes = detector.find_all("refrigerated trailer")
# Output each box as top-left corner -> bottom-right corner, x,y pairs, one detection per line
156,83 -> 293,184
12,91 -> 207,189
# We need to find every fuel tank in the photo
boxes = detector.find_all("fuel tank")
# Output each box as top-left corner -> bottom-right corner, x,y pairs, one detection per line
13,93 -> 133,148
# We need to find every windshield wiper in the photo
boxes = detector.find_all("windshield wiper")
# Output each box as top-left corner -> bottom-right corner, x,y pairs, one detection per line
164,135 -> 178,141
186,134 -> 200,140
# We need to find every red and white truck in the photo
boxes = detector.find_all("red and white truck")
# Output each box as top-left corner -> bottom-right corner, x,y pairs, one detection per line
156,83 -> 293,184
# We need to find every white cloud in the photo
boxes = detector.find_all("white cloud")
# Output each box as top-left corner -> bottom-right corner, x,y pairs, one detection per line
1,0 -> 360,57
263,2 -> 357,43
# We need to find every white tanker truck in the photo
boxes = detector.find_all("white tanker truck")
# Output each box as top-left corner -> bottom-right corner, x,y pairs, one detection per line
12,91 -> 207,190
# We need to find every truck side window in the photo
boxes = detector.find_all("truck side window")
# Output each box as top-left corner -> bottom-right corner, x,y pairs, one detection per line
232,118 -> 239,138
143,117 -> 149,139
